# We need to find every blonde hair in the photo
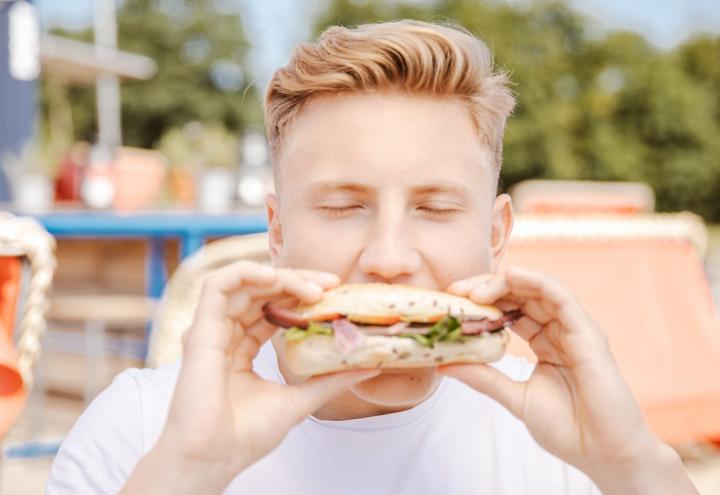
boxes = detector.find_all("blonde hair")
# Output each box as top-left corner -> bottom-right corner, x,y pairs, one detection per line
265,20 -> 515,177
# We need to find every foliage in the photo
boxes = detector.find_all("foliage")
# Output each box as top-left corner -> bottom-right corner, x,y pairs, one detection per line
313,0 -> 720,220
42,0 -> 261,150
157,122 -> 239,170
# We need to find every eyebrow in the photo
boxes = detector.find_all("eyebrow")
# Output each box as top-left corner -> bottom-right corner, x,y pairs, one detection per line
306,181 -> 371,195
410,183 -> 474,198
306,180 -> 474,198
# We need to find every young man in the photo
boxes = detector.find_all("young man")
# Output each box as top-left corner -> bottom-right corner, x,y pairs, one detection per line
47,21 -> 698,494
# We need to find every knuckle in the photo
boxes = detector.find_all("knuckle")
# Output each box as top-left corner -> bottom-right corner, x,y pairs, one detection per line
201,272 -> 224,293
276,267 -> 300,280
230,259 -> 255,271
277,269 -> 307,288
181,328 -> 191,350
533,268 -> 556,283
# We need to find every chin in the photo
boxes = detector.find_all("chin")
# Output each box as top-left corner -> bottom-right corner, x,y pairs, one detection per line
349,367 -> 441,408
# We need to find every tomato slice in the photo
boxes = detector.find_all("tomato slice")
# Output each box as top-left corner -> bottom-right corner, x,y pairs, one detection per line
346,314 -> 401,325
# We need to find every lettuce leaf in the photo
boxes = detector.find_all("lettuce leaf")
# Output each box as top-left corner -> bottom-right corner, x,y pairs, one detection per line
282,317 -> 464,348
443,324 -> 463,343
399,333 -> 432,347
283,322 -> 332,341
400,316 -> 463,347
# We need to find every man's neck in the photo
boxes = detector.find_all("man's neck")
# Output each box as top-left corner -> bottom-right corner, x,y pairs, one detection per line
275,354 -> 412,420
311,389 -> 413,421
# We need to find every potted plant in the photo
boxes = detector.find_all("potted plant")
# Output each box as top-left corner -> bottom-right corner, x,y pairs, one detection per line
158,122 -> 240,211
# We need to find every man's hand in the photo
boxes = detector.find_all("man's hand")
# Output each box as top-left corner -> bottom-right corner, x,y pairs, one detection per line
444,266 -> 698,495
121,262 -> 379,494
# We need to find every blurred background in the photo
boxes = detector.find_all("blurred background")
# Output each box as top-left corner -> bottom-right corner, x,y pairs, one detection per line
1,0 -> 720,493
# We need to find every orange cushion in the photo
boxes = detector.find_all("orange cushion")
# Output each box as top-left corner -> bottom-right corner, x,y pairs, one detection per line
0,257 -> 27,437
503,239 -> 720,444
520,193 -> 644,215
0,256 -> 21,332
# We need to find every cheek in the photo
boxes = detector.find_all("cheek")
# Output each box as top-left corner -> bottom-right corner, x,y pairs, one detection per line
278,209 -> 364,273
417,219 -> 493,285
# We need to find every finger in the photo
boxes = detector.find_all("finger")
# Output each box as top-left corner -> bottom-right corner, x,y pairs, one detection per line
294,269 -> 341,288
505,267 -> 596,332
185,264 -> 319,371
229,320 -> 279,370
509,315 -> 543,343
494,300 -> 520,312
521,298 -> 554,326
224,271 -> 324,324
194,265 -> 324,333
468,274 -> 512,304
527,322 -> 566,366
438,364 -> 526,419
446,273 -> 495,296
224,269 -> 335,320
189,262 -> 277,347
289,369 -> 382,419
222,272 -> 330,368
225,276 -> 325,364
468,273 -> 542,305
206,261 -> 278,295
448,273 -> 523,309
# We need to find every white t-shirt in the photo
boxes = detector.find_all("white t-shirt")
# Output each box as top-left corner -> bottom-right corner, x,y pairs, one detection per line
47,343 -> 601,494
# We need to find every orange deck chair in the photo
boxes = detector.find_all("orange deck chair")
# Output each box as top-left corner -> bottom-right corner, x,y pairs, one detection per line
0,213 -> 55,438
0,254 -> 24,437
503,213 -> 720,444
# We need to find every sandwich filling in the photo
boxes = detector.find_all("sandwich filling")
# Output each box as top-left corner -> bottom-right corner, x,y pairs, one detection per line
261,284 -> 522,355
266,306 -> 522,354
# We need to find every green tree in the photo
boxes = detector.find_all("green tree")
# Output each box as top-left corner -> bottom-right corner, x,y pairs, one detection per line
42,0 -> 261,149
118,0 -> 261,147
312,0 -> 720,220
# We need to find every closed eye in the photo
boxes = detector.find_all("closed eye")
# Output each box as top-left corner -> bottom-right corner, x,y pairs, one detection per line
317,205 -> 364,217
416,206 -> 462,218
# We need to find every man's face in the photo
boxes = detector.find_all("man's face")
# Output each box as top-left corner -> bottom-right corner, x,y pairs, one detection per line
268,92 -> 512,410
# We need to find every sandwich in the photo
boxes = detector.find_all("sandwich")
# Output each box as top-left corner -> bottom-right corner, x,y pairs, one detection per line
262,283 -> 521,377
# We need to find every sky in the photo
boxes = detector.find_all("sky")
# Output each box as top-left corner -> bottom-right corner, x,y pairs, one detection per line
34,0 -> 720,86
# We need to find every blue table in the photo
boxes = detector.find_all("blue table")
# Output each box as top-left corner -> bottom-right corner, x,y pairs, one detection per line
34,210 -> 268,298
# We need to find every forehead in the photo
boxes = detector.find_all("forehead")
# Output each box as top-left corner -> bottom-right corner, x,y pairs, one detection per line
274,92 -> 495,194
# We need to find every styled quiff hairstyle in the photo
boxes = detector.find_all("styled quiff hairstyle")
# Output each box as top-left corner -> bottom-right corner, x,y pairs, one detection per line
265,20 -> 516,177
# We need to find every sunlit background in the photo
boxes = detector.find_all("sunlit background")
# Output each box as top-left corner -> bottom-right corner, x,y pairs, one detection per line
1,0 -> 720,493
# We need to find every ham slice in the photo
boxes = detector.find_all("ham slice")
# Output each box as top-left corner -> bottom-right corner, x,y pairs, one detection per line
332,318 -> 365,355
263,297 -> 523,343
361,321 -> 410,335
461,309 -> 523,335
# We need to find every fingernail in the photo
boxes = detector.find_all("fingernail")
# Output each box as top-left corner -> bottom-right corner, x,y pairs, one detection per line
449,281 -> 469,293
320,273 -> 341,286
471,280 -> 489,292
254,264 -> 275,276
470,286 -> 490,300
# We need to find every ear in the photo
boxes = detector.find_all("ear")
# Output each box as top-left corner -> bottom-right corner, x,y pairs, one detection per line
489,193 -> 514,273
266,193 -> 283,264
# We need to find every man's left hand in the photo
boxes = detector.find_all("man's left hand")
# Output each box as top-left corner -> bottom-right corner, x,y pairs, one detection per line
444,266 -> 698,495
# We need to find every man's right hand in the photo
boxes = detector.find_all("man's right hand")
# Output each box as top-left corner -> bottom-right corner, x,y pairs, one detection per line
120,261 -> 379,494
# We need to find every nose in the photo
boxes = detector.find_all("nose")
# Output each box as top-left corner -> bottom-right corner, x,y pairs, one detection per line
357,213 -> 422,283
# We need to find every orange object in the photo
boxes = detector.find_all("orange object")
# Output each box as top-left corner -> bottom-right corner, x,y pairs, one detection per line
112,147 -> 168,211
502,218 -> 720,444
511,180 -> 655,215
520,193 -> 645,215
0,256 -> 28,437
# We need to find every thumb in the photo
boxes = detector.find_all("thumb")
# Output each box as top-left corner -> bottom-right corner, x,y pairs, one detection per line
290,369 -> 382,418
438,364 -> 526,419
